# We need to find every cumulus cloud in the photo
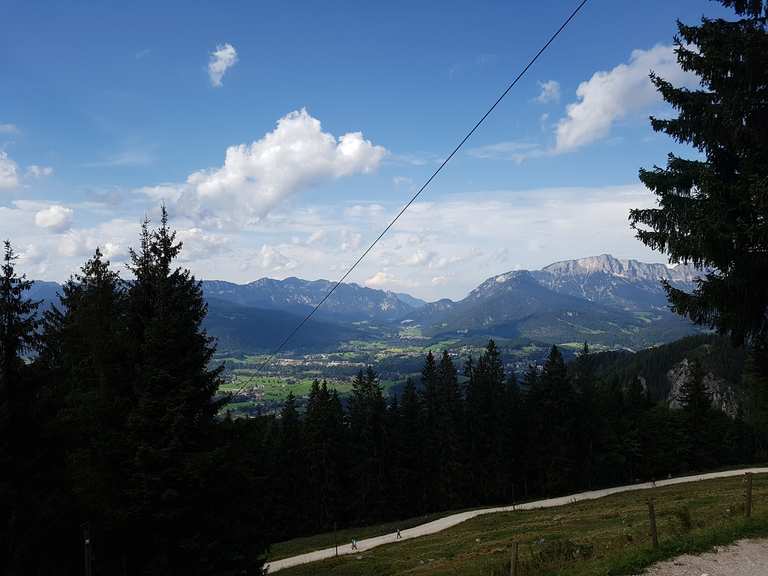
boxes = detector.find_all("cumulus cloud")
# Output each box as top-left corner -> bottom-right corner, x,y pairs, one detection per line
208,43 -> 238,87
0,151 -> 19,189
26,165 -> 54,178
257,244 -> 296,271
365,271 -> 397,289
176,227 -> 230,261
35,205 -> 73,231
554,44 -> 699,153
535,80 -> 560,103
339,229 -> 362,251
145,109 -> 387,228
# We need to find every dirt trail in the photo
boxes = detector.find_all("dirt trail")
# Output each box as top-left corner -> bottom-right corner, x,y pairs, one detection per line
265,467 -> 768,573
641,538 -> 768,575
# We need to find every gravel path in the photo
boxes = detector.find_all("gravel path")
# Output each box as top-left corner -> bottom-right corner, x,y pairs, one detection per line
641,538 -> 768,575
265,467 -> 768,573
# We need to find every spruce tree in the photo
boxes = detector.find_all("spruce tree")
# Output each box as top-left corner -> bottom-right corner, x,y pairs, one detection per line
122,209 -> 261,573
537,346 -> 578,494
38,249 -> 132,571
678,359 -> 715,470
0,241 -> 40,574
348,367 -> 387,522
393,377 -> 424,515
629,1 -> 768,344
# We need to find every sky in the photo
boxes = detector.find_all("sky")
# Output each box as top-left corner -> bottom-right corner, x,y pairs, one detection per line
1,0 -> 730,300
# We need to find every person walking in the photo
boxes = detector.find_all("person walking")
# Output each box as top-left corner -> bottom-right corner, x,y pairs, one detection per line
396,528 -> 402,540
351,538 -> 358,550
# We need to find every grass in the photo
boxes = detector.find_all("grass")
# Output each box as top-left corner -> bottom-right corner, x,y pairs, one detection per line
276,473 -> 768,576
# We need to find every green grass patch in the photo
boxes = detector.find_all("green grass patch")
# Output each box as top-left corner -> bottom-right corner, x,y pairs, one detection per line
277,474 -> 768,576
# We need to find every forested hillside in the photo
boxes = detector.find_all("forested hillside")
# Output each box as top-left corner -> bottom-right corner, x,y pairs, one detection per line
249,339 -> 762,544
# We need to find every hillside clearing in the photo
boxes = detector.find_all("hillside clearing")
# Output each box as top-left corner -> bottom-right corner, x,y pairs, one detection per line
272,471 -> 768,576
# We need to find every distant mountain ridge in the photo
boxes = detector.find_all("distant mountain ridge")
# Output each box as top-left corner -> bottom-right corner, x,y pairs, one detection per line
531,254 -> 701,312
401,255 -> 704,348
540,254 -> 699,284
202,277 -> 420,323
26,254 -> 704,352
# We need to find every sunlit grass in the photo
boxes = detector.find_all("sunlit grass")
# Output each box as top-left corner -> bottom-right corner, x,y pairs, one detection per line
277,474 -> 768,576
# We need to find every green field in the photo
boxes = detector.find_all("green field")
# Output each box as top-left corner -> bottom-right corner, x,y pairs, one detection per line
276,474 -> 768,576
216,337 -> 562,413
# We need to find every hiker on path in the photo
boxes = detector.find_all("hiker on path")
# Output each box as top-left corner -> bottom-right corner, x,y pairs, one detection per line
351,538 -> 358,550
396,528 -> 402,539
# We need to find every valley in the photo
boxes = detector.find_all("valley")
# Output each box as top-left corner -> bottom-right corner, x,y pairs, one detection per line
205,254 -> 705,412
29,253 -> 706,415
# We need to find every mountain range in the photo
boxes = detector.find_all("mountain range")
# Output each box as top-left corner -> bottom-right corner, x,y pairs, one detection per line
29,254 -> 703,353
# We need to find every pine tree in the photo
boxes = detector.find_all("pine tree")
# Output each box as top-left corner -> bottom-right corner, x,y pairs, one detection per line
122,209 -> 261,573
572,342 -> 599,488
348,367 -> 387,522
465,340 -> 507,503
629,2 -> 768,345
304,381 -> 347,531
537,346 -> 578,494
393,377 -> 424,516
420,351 -> 445,510
678,359 -> 715,470
37,249 -> 133,571
0,241 -> 40,574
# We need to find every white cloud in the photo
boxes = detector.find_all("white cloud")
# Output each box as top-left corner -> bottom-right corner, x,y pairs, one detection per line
208,43 -> 238,87
176,227 -> 230,261
0,151 -> 19,189
344,203 -> 386,219
535,80 -> 560,103
256,244 -> 296,271
339,229 -> 362,251
148,109 -> 387,228
26,165 -> 54,178
0,123 -> 19,134
555,44 -> 699,153
365,271 -> 397,289
35,205 -> 73,232
306,230 -> 326,245
56,221 -> 132,262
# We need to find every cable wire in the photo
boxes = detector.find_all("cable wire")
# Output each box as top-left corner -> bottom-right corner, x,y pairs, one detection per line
226,0 -> 590,402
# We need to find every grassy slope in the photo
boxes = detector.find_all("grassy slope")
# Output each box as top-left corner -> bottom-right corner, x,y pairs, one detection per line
277,474 -> 768,576
269,511 -> 478,562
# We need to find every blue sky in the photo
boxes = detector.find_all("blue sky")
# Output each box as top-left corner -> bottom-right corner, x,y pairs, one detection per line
1,0 -> 729,299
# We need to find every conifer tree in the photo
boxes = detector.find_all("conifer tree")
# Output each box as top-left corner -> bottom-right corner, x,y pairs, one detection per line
348,367 -> 387,522
0,241 -> 40,574
393,377 -> 424,515
678,359 -> 715,470
37,249 -> 132,570
537,346 -> 578,494
630,1 -> 768,344
122,209 -> 261,573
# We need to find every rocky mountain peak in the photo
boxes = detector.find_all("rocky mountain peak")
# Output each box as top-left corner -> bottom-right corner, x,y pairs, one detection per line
542,254 -> 701,284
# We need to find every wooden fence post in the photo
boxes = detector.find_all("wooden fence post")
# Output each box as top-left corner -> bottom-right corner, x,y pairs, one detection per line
509,541 -> 518,576
647,498 -> 659,549
745,472 -> 753,518
334,521 -> 339,556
